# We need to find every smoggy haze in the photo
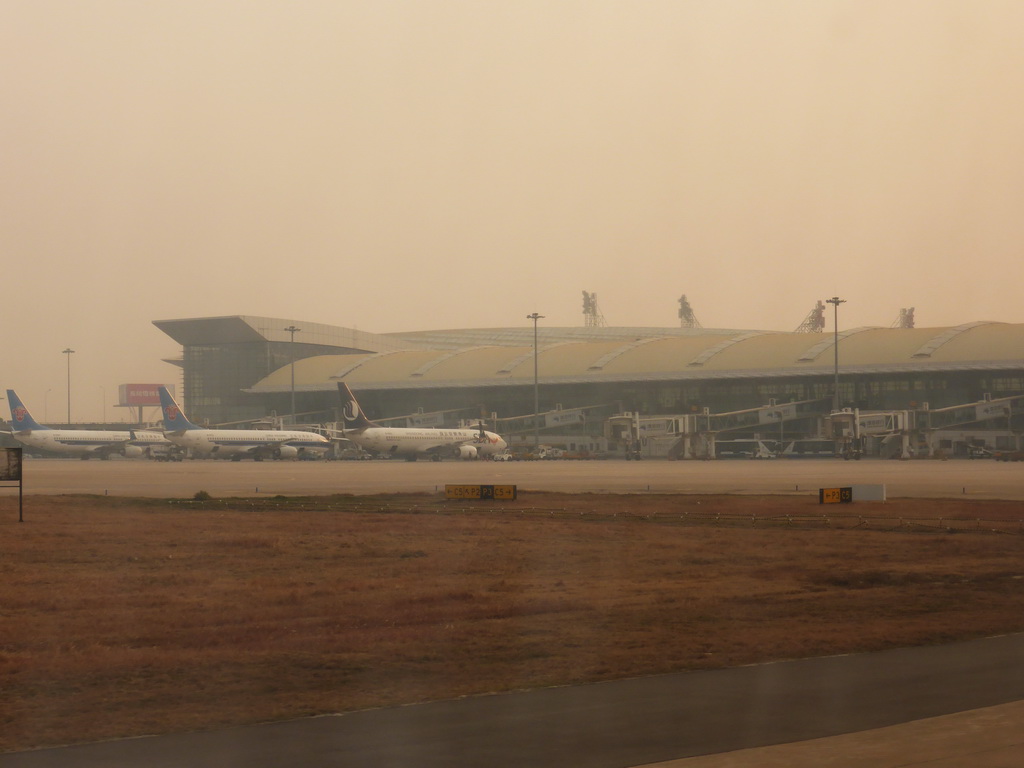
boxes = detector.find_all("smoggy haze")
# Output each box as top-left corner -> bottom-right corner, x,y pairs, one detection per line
3,1 -> 1023,421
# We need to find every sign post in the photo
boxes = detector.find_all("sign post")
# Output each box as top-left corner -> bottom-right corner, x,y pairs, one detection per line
445,484 -> 517,500
819,486 -> 853,504
1,448 -> 24,522
818,485 -> 885,503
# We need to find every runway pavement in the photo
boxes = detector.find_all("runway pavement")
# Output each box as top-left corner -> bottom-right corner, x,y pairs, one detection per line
1,633 -> 1022,768
648,699 -> 1024,767
4,455 -> 1024,499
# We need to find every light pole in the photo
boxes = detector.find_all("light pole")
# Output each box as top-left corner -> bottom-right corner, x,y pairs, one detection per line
62,348 -> 75,426
283,326 -> 301,425
527,313 -> 544,453
1006,407 -> 1015,451
825,297 -> 845,412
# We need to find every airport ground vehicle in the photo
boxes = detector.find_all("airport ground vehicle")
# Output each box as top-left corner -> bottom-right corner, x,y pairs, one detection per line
993,450 -> 1024,462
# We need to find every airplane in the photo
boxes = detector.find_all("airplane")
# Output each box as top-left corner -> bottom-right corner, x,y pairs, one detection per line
4,389 -> 169,459
336,382 -> 507,461
157,386 -> 330,460
127,429 -> 183,460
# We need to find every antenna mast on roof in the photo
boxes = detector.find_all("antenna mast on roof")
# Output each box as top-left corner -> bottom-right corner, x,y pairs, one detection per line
794,300 -> 826,333
582,291 -> 606,327
891,307 -> 915,329
677,294 -> 702,329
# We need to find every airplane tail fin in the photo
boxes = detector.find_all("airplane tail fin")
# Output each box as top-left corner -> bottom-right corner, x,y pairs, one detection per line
337,382 -> 378,430
6,390 -> 48,432
158,386 -> 201,432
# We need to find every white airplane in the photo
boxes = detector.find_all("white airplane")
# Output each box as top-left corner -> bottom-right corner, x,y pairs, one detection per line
337,382 -> 507,461
128,429 -> 184,460
5,389 -> 170,459
158,386 -> 330,460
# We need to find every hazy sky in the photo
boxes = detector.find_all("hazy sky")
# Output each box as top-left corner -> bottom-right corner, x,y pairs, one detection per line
4,1 -> 1023,421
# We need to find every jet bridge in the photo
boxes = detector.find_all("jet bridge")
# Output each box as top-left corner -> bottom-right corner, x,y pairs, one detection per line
828,394 -> 1024,459
827,409 -> 915,459
919,394 -> 1022,431
606,398 -> 827,460
917,394 -> 1024,457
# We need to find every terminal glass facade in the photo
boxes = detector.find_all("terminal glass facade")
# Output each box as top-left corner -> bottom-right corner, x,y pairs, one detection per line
183,341 -> 343,426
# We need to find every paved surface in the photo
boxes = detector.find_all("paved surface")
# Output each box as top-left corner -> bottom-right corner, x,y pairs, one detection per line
1,633 -> 1022,767
4,455 -> 1023,499
645,700 -> 1024,767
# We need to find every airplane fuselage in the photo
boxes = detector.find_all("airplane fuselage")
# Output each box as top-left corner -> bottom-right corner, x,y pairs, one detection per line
165,428 -> 330,459
10,429 -> 174,459
346,427 -> 506,458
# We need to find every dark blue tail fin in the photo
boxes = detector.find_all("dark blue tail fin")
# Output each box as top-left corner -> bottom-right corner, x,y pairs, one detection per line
337,382 -> 378,430
158,386 -> 201,432
6,390 -> 48,432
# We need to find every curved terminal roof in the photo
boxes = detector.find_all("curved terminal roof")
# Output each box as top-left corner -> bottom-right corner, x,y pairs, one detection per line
386,325 -> 743,349
154,315 -> 416,353
248,321 -> 1024,393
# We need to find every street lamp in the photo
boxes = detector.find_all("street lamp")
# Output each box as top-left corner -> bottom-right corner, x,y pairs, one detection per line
527,313 -> 544,453
283,326 -> 301,425
825,297 -> 845,412
62,348 -> 75,426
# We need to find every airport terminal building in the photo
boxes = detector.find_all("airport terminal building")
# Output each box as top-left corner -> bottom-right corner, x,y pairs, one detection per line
155,315 -> 1024,458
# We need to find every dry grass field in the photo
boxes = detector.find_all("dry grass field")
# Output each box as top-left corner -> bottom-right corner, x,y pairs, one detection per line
2,491 -> 1023,753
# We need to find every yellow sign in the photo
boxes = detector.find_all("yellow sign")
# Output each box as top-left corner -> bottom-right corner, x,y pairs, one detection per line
819,486 -> 853,504
492,485 -> 517,500
445,484 -> 517,500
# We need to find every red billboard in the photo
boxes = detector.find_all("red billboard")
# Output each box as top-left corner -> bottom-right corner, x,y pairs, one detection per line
118,384 -> 174,406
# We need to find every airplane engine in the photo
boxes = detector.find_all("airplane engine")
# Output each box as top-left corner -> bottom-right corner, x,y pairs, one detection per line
122,445 -> 146,459
458,445 -> 478,460
274,445 -> 300,460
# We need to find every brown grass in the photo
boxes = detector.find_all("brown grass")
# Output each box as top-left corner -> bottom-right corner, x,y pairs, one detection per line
1,492 -> 1023,752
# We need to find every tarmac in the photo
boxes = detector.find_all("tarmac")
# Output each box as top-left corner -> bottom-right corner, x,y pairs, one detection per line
642,700 -> 1024,767
6,454 -> 1024,499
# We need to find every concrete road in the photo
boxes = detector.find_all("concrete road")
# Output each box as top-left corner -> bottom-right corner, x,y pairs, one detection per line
652,700 -> 1024,767
1,632 -> 1022,768
3,456 -> 1023,499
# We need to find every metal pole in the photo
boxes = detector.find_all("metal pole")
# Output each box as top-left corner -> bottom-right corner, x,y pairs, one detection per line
62,348 -> 75,426
18,447 -> 23,523
527,313 -> 544,452
283,326 -> 301,425
825,298 -> 845,412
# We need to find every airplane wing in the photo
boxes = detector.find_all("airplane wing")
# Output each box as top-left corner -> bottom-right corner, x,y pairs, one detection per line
89,440 -> 132,459
423,439 -> 482,460
422,442 -> 457,456
242,436 -> 315,460
243,436 -> 292,453
421,425 -> 494,459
